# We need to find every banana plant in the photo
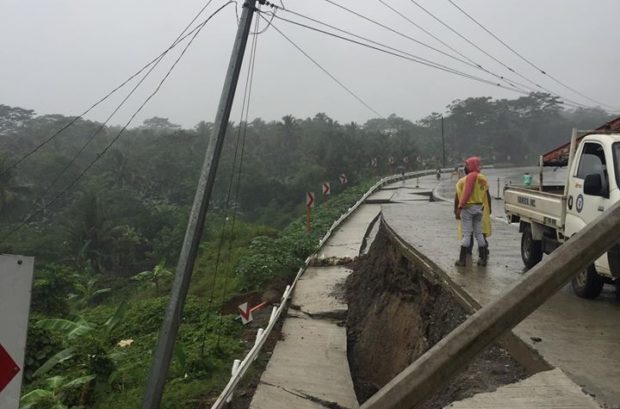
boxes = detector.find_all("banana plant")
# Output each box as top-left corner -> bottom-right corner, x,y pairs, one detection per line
20,374 -> 96,409
132,260 -> 173,292
68,277 -> 112,308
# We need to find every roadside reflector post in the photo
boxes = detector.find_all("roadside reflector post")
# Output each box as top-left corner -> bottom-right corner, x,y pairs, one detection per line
322,182 -> 331,207
305,192 -> 315,232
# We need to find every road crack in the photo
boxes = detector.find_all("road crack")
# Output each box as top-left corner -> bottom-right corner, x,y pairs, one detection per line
260,381 -> 350,409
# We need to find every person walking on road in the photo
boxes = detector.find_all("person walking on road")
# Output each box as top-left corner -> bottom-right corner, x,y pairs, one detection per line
454,157 -> 489,267
455,176 -> 492,256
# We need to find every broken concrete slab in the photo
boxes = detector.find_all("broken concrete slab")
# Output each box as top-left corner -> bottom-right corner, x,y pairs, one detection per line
365,190 -> 395,203
249,317 -> 359,409
318,205 -> 381,260
443,368 -> 602,409
291,266 -> 350,318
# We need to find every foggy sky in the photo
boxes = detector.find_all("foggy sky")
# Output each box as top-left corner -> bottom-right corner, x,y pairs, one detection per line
1,0 -> 619,128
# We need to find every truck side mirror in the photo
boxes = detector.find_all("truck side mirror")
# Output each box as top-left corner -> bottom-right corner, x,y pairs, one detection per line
584,173 -> 603,196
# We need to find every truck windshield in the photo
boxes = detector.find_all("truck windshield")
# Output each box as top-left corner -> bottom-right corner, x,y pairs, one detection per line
614,143 -> 620,189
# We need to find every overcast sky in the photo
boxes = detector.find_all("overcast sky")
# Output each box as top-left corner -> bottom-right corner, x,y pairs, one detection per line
1,0 -> 619,128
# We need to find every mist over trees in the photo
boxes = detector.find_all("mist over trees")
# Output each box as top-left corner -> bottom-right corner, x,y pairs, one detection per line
1,92 -> 614,408
0,92 -> 613,275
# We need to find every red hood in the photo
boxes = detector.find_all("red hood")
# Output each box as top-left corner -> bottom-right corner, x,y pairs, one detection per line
465,157 -> 481,173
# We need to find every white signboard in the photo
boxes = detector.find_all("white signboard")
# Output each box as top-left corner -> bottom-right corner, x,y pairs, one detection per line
0,255 -> 34,409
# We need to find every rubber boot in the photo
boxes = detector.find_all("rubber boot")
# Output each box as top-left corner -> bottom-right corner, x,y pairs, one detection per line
455,246 -> 468,267
477,246 -> 488,266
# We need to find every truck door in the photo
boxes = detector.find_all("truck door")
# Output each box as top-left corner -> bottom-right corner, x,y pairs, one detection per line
567,141 -> 613,276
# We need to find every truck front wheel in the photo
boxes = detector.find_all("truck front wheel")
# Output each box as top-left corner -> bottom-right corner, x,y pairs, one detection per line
521,226 -> 543,268
571,264 -> 603,299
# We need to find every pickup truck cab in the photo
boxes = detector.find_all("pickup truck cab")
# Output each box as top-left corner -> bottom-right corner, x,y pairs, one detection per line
504,127 -> 620,298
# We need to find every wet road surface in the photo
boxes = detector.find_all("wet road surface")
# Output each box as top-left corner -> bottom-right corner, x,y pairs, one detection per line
382,171 -> 620,408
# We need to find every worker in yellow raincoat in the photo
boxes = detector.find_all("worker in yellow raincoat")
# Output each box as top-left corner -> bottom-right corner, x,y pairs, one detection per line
454,157 -> 491,266
455,185 -> 492,253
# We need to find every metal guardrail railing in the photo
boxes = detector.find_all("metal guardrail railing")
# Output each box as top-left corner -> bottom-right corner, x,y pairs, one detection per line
210,169 -> 440,408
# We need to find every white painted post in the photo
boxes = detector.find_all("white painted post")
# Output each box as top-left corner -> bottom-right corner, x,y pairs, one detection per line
254,328 -> 264,346
0,255 -> 34,409
269,307 -> 277,324
253,329 -> 265,361
226,359 -> 242,403
282,285 -> 291,302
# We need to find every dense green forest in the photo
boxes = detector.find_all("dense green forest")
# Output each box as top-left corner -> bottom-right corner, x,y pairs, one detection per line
0,92 -> 613,408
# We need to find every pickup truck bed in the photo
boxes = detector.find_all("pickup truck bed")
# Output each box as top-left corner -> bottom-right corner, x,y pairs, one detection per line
504,185 -> 565,229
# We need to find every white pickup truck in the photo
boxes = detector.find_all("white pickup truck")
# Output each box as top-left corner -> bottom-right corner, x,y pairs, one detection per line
504,119 -> 620,299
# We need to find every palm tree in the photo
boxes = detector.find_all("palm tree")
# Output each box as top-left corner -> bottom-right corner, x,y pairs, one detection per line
66,193 -> 114,274
0,155 -> 28,213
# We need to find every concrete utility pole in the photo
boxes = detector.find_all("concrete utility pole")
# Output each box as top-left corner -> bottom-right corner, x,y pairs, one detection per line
441,115 -> 446,168
141,1 -> 259,408
360,199 -> 620,409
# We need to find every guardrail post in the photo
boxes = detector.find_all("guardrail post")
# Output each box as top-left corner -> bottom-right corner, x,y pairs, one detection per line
361,200 -> 620,409
269,307 -> 277,324
226,359 -> 242,403
281,285 -> 291,303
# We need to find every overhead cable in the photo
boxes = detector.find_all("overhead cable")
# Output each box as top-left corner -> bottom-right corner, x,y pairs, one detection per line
319,0 -> 484,74
447,0 -> 618,111
376,0 -> 537,94
37,8 -> 234,206
199,8 -> 262,356
217,11 -> 262,347
263,12 -> 542,96
0,0 -> 219,178
262,10 -> 592,109
406,0 -> 592,109
0,2 -> 232,245
257,13 -> 383,117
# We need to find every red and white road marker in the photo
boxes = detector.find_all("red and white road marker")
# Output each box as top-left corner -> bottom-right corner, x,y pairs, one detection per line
238,301 -> 268,325
0,345 -> 19,394
305,191 -> 315,208
238,302 -> 253,325
322,182 -> 330,196
305,192 -> 315,231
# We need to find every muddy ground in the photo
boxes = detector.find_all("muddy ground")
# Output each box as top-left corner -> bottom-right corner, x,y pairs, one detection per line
346,225 -> 527,408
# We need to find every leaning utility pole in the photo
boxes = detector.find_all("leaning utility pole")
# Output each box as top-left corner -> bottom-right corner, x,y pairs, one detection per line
141,2 -> 259,408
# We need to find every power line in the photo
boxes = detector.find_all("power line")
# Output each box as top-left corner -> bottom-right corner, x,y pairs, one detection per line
21,2 -> 237,230
447,0 -> 618,111
0,3 -> 232,245
319,0 -> 485,74
261,9 -> 591,109
217,10 -> 261,347
375,0 -> 537,94
0,0 -> 220,179
270,7 -> 495,87
199,5 -> 262,356
405,0 -> 592,109
263,12 -> 538,96
318,0 -> 587,107
257,13 -> 383,117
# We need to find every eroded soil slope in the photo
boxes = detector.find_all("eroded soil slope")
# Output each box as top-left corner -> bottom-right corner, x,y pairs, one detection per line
346,224 -> 526,408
